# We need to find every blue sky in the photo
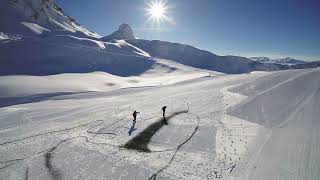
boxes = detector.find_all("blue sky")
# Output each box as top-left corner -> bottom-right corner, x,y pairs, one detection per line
56,0 -> 320,61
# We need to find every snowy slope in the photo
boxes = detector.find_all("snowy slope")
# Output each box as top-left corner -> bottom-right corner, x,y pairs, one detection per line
0,0 -> 216,101
0,34 -> 153,76
127,39 -> 320,74
0,29 -> 213,96
127,39 -> 263,74
0,25 -> 212,97
2,0 -> 319,79
0,61 -> 213,98
1,0 -> 213,91
227,68 -> 320,179
1,68 -> 319,179
0,0 -> 100,38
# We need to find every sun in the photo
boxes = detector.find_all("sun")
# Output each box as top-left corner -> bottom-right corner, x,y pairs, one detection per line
147,1 -> 166,19
145,0 -> 170,26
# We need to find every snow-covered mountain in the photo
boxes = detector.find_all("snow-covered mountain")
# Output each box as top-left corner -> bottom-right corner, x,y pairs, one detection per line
1,0 -> 101,38
126,39 -> 320,73
101,23 -> 135,41
273,57 -> 306,65
1,0 -> 319,78
127,39 -> 258,74
1,0 -> 215,97
250,57 -> 306,65
250,56 -> 272,63
0,0 -> 206,76
101,24 -> 317,74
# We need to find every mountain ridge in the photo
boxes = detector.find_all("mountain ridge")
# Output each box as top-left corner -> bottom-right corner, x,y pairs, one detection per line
1,0 -> 319,76
250,56 -> 306,65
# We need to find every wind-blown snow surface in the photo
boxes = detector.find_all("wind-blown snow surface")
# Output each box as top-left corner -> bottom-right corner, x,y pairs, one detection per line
0,63 -> 212,98
1,68 -> 319,179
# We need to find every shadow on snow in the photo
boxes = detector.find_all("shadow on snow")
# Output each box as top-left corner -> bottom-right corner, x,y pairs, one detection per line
123,110 -> 188,152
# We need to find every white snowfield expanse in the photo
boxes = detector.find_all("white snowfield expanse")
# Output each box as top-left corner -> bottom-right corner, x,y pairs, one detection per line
0,59 -> 212,98
0,68 -> 319,179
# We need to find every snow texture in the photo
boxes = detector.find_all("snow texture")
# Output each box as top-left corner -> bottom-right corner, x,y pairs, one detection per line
1,68 -> 320,179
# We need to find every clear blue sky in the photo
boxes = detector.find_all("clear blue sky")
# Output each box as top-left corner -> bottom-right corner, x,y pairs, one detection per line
56,0 -> 320,61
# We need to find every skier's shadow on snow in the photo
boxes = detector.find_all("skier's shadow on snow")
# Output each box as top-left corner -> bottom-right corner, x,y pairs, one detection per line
123,110 -> 188,152
128,122 -> 137,136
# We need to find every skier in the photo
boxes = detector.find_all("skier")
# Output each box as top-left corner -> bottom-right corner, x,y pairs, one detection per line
132,110 -> 139,124
162,106 -> 167,118
162,106 -> 167,124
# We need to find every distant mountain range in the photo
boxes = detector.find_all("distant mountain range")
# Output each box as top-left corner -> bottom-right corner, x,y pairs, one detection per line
1,0 -> 319,76
125,39 -> 320,73
250,57 -> 306,65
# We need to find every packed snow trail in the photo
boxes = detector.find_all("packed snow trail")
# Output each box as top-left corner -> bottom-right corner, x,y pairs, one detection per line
1,68 -> 320,179
228,68 -> 320,180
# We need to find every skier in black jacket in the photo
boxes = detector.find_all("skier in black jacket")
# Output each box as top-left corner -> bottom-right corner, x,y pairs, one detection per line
132,110 -> 139,124
162,106 -> 167,118
162,106 -> 167,124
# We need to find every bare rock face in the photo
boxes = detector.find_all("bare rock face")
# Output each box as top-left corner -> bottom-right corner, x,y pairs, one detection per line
102,23 -> 135,41
117,23 -> 135,39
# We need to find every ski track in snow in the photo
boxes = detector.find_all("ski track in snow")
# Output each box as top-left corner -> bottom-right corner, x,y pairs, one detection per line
0,68 -> 320,179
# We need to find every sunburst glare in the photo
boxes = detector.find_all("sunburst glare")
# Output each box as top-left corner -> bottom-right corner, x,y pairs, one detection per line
145,0 -> 172,27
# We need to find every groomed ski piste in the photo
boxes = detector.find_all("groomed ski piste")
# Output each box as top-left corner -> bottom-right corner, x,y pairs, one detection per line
1,68 -> 320,179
